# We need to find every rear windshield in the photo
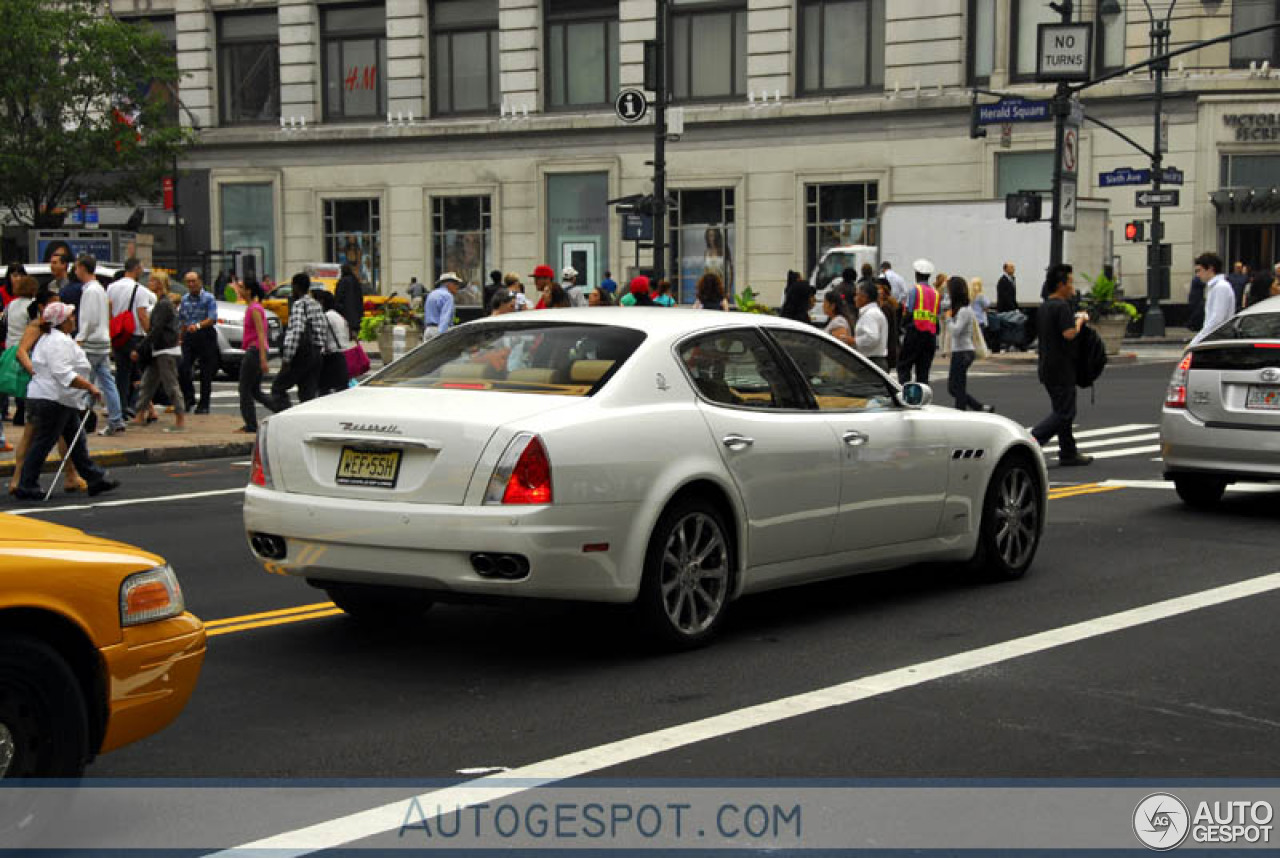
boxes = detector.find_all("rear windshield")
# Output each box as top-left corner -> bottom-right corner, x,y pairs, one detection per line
1202,312 -> 1280,342
367,322 -> 646,396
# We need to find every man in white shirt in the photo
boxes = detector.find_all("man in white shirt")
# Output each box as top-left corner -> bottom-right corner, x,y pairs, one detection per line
562,266 -> 588,307
1190,252 -> 1233,347
853,282 -> 890,371
71,255 -> 126,435
107,257 -> 155,419
880,261 -> 908,306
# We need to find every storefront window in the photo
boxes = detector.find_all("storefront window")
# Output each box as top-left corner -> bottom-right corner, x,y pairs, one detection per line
669,188 -> 735,304
433,196 -> 492,290
324,198 -> 382,292
217,10 -> 279,125
220,183 -> 275,283
323,4 -> 387,120
547,173 -> 609,291
805,183 -> 879,279
996,151 -> 1053,198
546,1 -> 619,109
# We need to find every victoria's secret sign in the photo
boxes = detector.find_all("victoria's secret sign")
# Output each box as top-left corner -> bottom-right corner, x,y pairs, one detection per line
1224,113 -> 1280,142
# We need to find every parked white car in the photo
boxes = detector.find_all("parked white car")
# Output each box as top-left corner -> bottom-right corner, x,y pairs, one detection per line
1162,295 -> 1280,507
244,309 -> 1047,647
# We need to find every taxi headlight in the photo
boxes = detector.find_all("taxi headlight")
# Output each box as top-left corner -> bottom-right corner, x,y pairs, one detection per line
120,564 -> 185,627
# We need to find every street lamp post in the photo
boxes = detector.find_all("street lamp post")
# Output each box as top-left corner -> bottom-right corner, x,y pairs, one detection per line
1140,0 -> 1176,336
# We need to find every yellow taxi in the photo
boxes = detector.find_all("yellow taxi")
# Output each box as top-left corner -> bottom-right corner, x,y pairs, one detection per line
262,263 -> 409,327
0,516 -> 205,777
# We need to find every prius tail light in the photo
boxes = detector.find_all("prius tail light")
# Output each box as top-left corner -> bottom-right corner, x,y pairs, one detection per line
484,433 -> 553,505
1165,352 -> 1193,409
250,421 -> 274,488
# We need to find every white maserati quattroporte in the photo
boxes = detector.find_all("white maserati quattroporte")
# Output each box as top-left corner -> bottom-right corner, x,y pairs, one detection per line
244,309 -> 1047,647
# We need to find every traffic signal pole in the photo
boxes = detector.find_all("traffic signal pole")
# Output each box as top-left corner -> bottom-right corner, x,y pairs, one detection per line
1047,1 -> 1073,270
651,0 -> 669,282
1144,2 -> 1173,337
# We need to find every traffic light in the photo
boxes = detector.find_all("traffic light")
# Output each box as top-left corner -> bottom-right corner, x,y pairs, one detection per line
1124,221 -> 1145,242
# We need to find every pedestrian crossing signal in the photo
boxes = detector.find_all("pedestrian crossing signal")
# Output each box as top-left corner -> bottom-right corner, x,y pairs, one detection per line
1125,221 -> 1145,242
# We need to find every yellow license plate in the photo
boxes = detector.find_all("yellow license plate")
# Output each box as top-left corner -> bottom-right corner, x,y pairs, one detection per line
335,447 -> 403,488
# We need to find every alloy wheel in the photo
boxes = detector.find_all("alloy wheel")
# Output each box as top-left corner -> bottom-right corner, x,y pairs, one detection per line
993,467 -> 1038,570
658,512 -> 729,636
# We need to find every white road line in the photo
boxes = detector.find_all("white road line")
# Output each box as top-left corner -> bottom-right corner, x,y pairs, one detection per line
1102,479 -> 1280,494
1070,423 -> 1157,439
1044,432 -> 1159,453
8,487 -> 244,516
214,572 -> 1280,857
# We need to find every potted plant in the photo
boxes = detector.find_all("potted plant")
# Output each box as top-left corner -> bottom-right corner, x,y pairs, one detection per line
733,287 -> 774,315
363,301 -> 421,367
1080,271 -> 1139,355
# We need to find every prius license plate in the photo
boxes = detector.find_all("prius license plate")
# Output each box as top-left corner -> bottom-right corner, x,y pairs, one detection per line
1246,386 -> 1280,410
335,447 -> 403,488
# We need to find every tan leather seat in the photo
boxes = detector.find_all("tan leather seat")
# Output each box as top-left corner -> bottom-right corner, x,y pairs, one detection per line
569,360 -> 615,385
507,368 -> 561,385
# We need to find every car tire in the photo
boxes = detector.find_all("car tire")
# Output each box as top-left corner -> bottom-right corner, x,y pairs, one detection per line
0,635 -> 90,779
634,495 -> 734,650
324,584 -> 434,624
970,455 -> 1043,581
1173,475 -> 1227,509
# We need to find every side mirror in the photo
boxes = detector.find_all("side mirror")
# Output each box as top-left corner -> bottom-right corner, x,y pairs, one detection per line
901,382 -> 933,409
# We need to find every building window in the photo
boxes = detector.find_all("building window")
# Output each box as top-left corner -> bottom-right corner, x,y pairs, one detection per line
799,0 -> 885,93
669,188 -> 735,304
433,196 -> 492,289
221,183 -> 275,282
1010,0 -> 1057,81
671,1 -> 747,101
1231,0 -> 1279,68
322,5 -> 387,120
546,1 -> 619,109
804,183 -> 879,280
967,0 -> 996,85
432,0 -> 499,115
127,16 -> 180,124
324,198 -> 382,292
1095,0 -> 1126,74
996,151 -> 1054,198
217,10 -> 279,125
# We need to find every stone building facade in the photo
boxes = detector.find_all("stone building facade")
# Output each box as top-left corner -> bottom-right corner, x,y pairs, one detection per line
112,0 -> 1280,309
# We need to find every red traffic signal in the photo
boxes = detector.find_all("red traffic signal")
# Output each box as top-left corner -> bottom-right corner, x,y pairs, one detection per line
1125,221 -> 1145,242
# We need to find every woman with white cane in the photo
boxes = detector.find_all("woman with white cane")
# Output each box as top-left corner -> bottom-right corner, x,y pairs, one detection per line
13,303 -> 120,502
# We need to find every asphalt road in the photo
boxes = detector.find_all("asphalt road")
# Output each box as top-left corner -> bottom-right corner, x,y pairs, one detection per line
13,355 -> 1280,849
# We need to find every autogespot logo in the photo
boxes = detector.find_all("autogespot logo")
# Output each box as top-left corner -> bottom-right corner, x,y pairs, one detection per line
1134,793 -> 1190,851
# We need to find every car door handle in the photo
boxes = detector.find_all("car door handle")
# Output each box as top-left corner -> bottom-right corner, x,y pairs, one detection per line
721,434 -> 755,451
842,430 -> 869,447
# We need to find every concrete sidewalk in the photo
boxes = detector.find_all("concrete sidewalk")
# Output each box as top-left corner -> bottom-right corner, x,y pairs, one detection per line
0,411 -> 255,478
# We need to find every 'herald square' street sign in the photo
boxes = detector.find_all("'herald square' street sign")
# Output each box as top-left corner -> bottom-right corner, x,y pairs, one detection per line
1037,23 -> 1092,82
977,97 -> 1051,125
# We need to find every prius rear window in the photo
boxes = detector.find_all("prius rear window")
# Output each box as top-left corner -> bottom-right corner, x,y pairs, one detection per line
367,322 -> 646,396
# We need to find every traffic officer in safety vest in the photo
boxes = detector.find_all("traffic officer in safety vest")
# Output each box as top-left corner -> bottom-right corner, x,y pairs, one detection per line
897,258 -> 940,386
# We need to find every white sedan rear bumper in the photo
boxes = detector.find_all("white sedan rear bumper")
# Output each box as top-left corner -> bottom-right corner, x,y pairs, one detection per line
243,485 -> 646,603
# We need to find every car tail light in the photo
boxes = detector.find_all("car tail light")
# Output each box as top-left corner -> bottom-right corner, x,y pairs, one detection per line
250,422 -> 273,489
1165,352 -> 1193,409
484,433 -> 553,505
120,565 -> 185,626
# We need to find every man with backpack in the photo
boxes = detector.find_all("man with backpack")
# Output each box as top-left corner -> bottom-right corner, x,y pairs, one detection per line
1031,263 -> 1093,466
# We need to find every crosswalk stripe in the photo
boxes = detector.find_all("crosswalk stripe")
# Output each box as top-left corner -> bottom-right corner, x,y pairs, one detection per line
1044,432 -> 1159,453
1067,423 -> 1157,439
1088,444 -> 1162,460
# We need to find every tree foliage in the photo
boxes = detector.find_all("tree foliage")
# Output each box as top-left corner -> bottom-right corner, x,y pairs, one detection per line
0,0 -> 191,226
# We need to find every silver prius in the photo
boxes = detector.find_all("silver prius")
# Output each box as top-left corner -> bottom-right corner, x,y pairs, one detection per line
1162,295 -> 1280,507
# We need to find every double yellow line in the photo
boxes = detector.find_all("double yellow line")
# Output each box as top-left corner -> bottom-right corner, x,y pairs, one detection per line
204,600 -> 341,637
204,484 -> 1129,638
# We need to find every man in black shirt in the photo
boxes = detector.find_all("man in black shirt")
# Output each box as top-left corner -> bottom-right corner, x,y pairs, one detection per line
1031,264 -> 1092,466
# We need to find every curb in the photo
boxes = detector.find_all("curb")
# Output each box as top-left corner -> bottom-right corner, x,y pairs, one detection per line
0,440 -> 256,478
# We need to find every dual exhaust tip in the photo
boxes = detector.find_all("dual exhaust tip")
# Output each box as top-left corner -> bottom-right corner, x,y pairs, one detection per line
249,533 -> 287,560
470,553 -> 530,580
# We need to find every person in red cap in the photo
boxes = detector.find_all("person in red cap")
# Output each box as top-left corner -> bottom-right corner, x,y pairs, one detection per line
530,264 -> 555,309
620,275 -> 654,307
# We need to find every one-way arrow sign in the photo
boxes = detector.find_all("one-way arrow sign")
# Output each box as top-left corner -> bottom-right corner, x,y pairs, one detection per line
1136,189 -> 1179,207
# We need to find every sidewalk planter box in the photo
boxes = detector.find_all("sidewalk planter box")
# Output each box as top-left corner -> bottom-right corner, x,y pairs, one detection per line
377,325 -> 419,367
1094,317 -> 1129,355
